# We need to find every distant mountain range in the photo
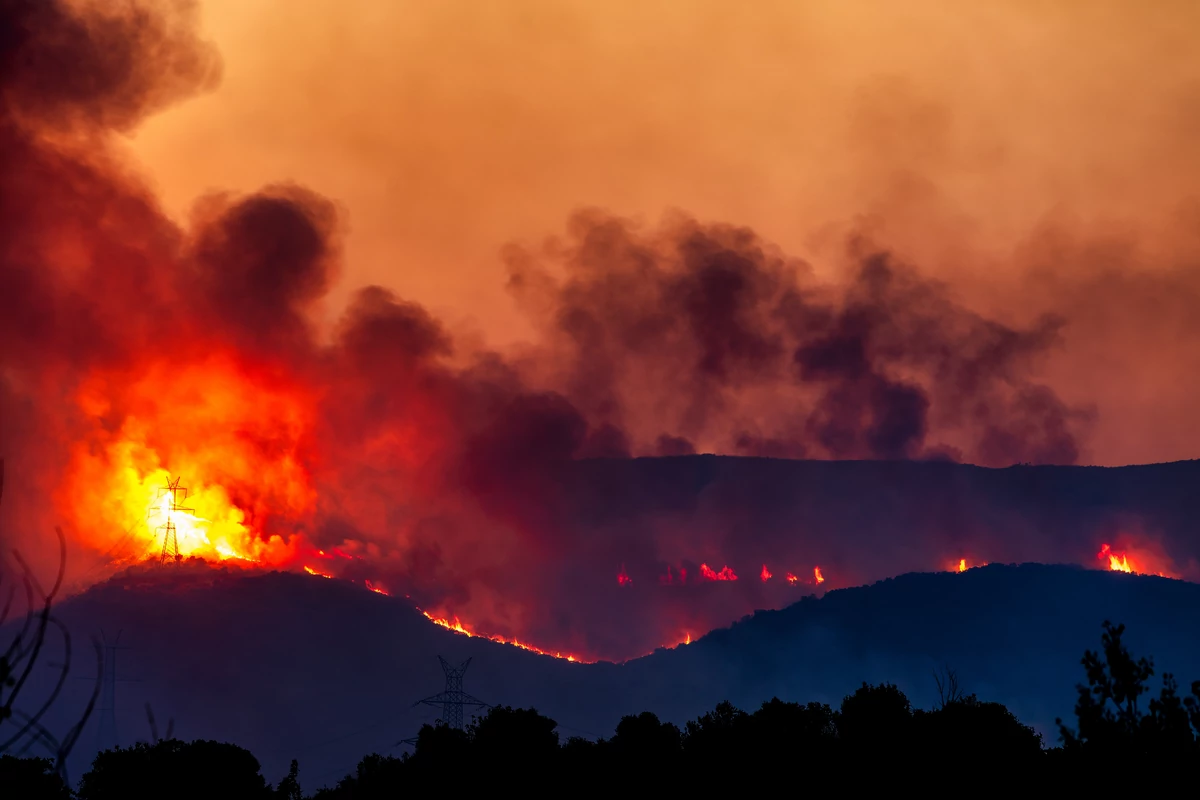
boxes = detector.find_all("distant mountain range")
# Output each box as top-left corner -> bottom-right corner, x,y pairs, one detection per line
394,455 -> 1200,661
11,560 -> 1200,789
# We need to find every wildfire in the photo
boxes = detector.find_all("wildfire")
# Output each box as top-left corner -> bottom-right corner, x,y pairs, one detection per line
64,357 -> 313,568
618,564 -> 632,585
786,572 -> 799,584
364,580 -> 389,596
303,566 -> 333,579
814,566 -> 824,584
760,564 -> 772,582
700,563 -> 738,581
957,558 -> 967,572
418,610 -> 591,663
1098,543 -> 1133,573
659,566 -> 690,584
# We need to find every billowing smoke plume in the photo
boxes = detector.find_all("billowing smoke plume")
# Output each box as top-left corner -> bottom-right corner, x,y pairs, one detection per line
0,0 -> 1188,662
504,210 -> 1089,464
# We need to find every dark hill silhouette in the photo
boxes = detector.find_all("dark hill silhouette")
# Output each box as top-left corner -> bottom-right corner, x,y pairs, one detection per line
10,560 -> 1200,789
455,455 -> 1200,660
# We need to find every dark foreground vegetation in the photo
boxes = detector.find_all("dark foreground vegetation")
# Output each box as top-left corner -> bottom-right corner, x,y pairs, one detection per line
5,620 -> 1200,797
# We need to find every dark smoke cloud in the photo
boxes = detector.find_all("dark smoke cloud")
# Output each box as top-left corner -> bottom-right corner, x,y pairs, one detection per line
505,211 -> 1091,467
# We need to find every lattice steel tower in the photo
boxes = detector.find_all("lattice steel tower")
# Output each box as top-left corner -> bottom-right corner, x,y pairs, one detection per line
413,656 -> 489,731
94,630 -> 137,752
150,476 -> 193,565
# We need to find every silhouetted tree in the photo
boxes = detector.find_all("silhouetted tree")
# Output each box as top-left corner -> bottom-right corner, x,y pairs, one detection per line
1058,620 -> 1199,766
311,753 -> 407,799
610,711 -> 682,785
837,682 -> 913,755
274,758 -> 302,800
917,694 -> 1043,770
468,705 -> 559,770
401,721 -> 470,776
682,700 -> 749,762
747,697 -> 838,765
77,739 -> 273,800
0,754 -> 72,799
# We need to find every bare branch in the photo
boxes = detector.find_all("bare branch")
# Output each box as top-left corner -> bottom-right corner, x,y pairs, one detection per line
0,483 -> 102,783
933,666 -> 963,709
146,703 -> 159,743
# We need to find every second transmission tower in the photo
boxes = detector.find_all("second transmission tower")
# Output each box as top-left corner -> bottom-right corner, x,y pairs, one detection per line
401,655 -> 489,745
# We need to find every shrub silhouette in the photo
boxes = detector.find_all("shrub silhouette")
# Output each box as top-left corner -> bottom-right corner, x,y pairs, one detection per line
1058,620 -> 1200,766
45,618 -> 1200,795
77,739 -> 272,800
0,754 -> 72,799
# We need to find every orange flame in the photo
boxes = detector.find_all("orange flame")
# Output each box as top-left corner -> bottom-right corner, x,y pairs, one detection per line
957,558 -> 967,573
1098,543 -> 1133,573
814,566 -> 824,584
303,566 -> 332,579
760,564 -> 772,582
418,610 -> 590,663
64,357 -> 313,568
699,563 -> 738,581
364,580 -> 389,596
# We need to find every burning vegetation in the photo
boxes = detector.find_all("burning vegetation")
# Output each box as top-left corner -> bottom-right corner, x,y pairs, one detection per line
0,0 -> 1195,666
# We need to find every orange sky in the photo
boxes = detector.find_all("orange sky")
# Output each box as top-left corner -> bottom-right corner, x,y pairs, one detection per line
124,0 -> 1200,466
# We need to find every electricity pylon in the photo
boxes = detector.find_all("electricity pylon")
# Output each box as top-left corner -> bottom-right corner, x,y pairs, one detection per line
398,656 -> 490,746
149,476 -> 193,565
94,630 -> 139,752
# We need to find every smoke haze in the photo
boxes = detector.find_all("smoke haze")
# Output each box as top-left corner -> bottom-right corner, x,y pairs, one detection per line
1,0 -> 1199,661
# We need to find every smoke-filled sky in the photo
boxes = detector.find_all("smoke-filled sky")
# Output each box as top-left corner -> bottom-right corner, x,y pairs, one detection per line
126,0 -> 1200,467
3,0 -> 1200,661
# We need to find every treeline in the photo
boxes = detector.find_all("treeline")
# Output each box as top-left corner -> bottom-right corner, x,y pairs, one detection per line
5,621 -> 1200,797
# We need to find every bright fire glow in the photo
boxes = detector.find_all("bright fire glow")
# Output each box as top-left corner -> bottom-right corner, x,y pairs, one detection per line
700,563 -> 738,581
760,564 -> 772,582
304,566 -> 332,579
814,566 -> 824,584
786,572 -> 799,584
1099,543 -> 1133,573
419,610 -> 590,663
957,558 -> 967,573
63,357 -> 313,567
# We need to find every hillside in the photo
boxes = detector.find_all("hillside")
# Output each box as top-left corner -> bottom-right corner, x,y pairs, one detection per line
10,561 -> 1200,788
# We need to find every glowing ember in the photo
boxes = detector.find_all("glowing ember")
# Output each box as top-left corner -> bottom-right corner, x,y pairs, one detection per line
814,566 -> 825,584
364,580 -> 389,596
684,633 -> 691,645
618,564 -> 632,585
418,610 -> 590,663
760,564 -> 772,582
786,572 -> 799,584
304,566 -> 333,579
700,563 -> 738,581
